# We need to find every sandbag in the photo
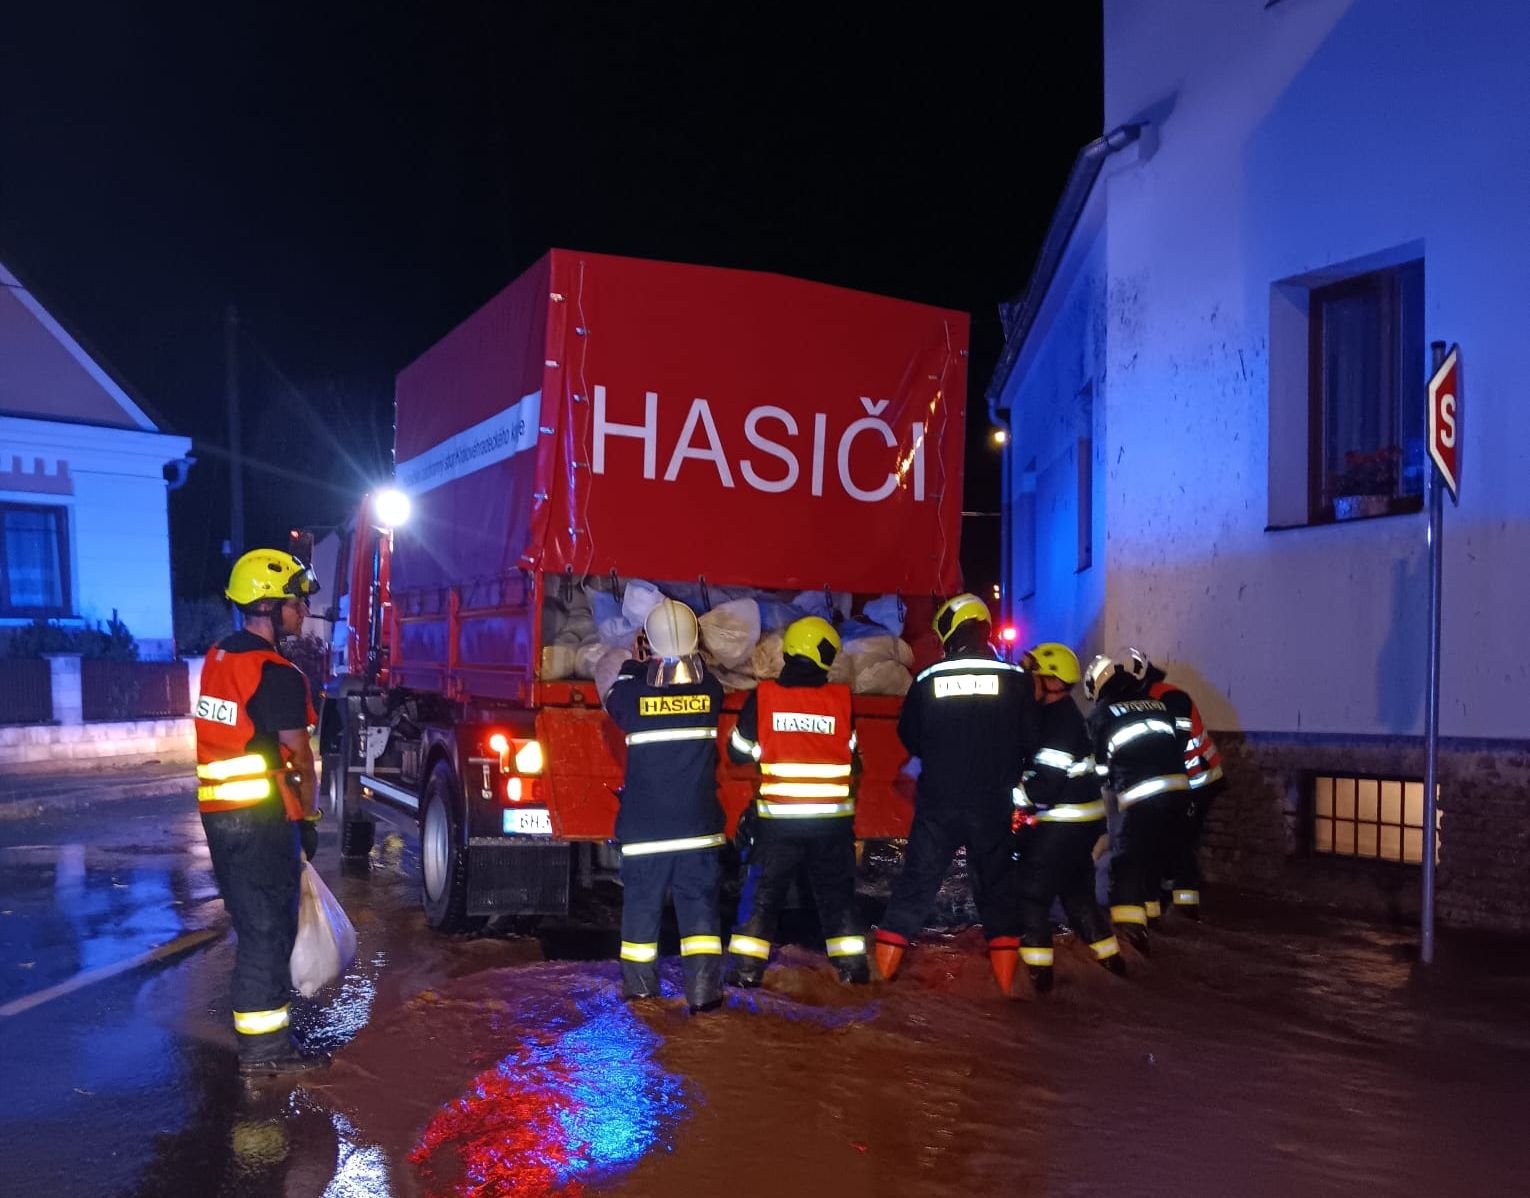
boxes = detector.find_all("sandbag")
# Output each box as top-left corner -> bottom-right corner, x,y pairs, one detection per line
622,579 -> 665,626
575,639 -> 611,680
698,598 -> 760,668
592,645 -> 629,698
854,659 -> 913,696
862,593 -> 906,636
290,861 -> 357,998
843,634 -> 915,670
750,630 -> 785,680
541,644 -> 576,680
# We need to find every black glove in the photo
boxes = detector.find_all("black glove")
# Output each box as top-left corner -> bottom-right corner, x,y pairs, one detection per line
300,818 -> 319,861
733,804 -> 758,861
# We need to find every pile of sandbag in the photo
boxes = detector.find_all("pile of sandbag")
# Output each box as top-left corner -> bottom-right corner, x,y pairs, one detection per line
539,577 -> 916,695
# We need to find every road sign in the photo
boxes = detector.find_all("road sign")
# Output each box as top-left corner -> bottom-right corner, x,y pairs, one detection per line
1428,344 -> 1460,499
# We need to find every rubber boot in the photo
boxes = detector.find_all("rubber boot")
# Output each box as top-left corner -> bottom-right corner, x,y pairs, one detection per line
874,939 -> 906,982
835,957 -> 871,985
988,937 -> 1019,995
1027,964 -> 1055,994
1101,954 -> 1128,977
238,1031 -> 329,1077
1117,923 -> 1151,957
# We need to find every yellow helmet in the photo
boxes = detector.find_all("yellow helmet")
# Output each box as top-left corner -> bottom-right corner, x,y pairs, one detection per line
1023,642 -> 1081,686
782,615 -> 841,671
225,548 -> 320,608
933,593 -> 991,645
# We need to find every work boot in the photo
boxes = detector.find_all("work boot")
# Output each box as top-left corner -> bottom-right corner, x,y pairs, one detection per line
835,958 -> 871,985
1118,923 -> 1151,957
1027,964 -> 1055,995
688,998 -> 724,1015
1100,954 -> 1128,977
726,965 -> 764,989
238,1046 -> 329,1077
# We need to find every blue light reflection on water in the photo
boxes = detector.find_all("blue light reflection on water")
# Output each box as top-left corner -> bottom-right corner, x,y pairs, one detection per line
412,988 -> 689,1196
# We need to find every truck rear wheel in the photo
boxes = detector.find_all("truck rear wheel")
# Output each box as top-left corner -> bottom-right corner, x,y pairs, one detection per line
421,762 -> 477,932
332,722 -> 375,861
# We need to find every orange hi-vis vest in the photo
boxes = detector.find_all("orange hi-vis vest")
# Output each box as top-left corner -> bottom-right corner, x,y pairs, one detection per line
1148,681 -> 1223,791
194,642 -> 316,820
752,680 -> 856,820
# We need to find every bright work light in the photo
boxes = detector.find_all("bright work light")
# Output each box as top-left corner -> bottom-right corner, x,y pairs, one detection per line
374,488 -> 412,529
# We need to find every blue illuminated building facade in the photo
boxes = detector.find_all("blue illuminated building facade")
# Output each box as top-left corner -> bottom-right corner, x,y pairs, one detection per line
991,0 -> 1530,927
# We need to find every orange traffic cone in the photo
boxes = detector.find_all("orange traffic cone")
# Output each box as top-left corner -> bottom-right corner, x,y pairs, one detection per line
873,929 -> 908,981
988,936 -> 1019,994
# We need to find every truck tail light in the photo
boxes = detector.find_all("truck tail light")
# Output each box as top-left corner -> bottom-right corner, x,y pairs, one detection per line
505,776 -> 536,803
514,739 -> 545,775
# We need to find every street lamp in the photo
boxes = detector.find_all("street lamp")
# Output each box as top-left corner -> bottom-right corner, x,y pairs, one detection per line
990,427 -> 1010,448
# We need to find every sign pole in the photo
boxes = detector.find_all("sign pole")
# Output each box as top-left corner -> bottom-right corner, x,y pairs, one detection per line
1420,339 -> 1450,965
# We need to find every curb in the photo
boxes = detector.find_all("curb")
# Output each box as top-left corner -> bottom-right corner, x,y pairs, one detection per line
0,776 -> 194,821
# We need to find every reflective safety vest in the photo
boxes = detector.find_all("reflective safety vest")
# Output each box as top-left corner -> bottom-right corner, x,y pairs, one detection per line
752,680 -> 855,820
194,642 -> 315,820
1148,681 -> 1224,791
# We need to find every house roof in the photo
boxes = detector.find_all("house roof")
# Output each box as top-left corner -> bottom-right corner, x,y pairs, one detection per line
0,255 -> 168,433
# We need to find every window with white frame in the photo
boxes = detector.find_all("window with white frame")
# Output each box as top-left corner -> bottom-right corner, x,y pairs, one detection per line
0,502 -> 70,616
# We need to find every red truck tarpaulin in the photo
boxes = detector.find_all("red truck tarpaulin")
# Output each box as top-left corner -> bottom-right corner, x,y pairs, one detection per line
391,250 -> 968,599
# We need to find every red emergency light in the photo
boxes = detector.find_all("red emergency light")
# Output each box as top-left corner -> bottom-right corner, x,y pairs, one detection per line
1000,626 -> 1018,644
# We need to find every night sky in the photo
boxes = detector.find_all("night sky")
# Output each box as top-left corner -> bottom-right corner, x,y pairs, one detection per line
0,3 -> 1102,600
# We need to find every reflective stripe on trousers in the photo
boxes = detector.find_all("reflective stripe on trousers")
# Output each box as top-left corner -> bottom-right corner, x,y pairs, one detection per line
825,935 -> 865,958
1118,774 -> 1189,807
1111,904 -> 1148,926
1034,801 -> 1107,823
1090,936 -> 1121,960
728,934 -> 771,960
756,799 -> 855,818
680,935 -> 723,956
620,941 -> 659,963
620,833 -> 726,857
233,1005 -> 290,1036
1020,946 -> 1054,967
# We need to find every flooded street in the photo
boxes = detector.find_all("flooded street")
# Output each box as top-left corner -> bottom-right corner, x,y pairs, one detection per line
4,792 -> 1530,1197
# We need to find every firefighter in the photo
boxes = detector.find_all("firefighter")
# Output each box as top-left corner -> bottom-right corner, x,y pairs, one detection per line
873,594 -> 1038,994
1011,642 -> 1124,992
1083,653 -> 1188,956
195,548 -> 325,1076
602,599 -> 727,1013
1124,648 -> 1224,921
726,615 -> 868,985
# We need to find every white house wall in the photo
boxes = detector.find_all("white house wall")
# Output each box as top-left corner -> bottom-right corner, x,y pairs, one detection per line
0,417 -> 190,659
1088,0 -> 1530,740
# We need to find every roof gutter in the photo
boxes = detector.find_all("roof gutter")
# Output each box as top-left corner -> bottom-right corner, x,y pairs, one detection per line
986,123 -> 1144,425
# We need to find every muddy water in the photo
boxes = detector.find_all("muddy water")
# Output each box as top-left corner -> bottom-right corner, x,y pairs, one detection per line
308,903 -> 1530,1198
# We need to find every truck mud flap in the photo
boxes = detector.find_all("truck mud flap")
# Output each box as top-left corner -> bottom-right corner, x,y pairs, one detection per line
466,838 -> 572,916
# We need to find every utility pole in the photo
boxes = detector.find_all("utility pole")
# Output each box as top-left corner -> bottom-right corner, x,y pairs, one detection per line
225,304 -> 245,560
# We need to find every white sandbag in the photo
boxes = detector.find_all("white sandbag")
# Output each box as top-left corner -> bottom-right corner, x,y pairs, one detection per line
622,579 -> 665,626
854,660 -> 913,696
541,644 -> 576,680
862,594 -> 906,636
575,639 -> 610,679
563,609 -> 596,641
698,598 -> 760,668
541,600 -> 569,642
750,630 -> 785,680
554,627 -> 585,647
593,645 -> 630,698
290,861 -> 357,998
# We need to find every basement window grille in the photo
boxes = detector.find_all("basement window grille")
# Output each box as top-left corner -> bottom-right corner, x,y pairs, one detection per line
1311,774 -> 1429,864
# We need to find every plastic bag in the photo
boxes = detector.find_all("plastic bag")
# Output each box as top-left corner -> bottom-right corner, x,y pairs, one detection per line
862,594 -> 906,636
750,630 -> 785,680
793,590 -> 851,622
699,598 -> 761,668
853,660 -> 913,696
290,860 -> 357,998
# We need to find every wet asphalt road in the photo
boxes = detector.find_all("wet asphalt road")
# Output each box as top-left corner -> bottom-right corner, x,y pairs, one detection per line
7,790 -> 1530,1197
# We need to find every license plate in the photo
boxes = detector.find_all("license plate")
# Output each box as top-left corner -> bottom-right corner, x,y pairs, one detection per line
503,808 -> 553,836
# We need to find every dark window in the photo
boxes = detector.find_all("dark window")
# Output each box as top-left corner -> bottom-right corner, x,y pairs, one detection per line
1016,459 -> 1037,600
0,503 -> 70,616
1311,774 -> 1427,864
1307,260 -> 1425,522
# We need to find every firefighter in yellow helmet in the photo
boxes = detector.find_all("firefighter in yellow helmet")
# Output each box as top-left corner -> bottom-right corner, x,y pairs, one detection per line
194,549 -> 327,1075
1010,642 -> 1124,992
726,615 -> 869,985
874,595 -> 1039,993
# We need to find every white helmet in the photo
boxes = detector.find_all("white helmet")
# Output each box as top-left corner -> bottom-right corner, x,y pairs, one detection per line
645,599 -> 699,658
1121,647 -> 1151,684
1083,654 -> 1119,702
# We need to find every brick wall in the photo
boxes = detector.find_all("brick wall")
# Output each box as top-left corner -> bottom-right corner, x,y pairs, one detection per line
1205,732 -> 1530,931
